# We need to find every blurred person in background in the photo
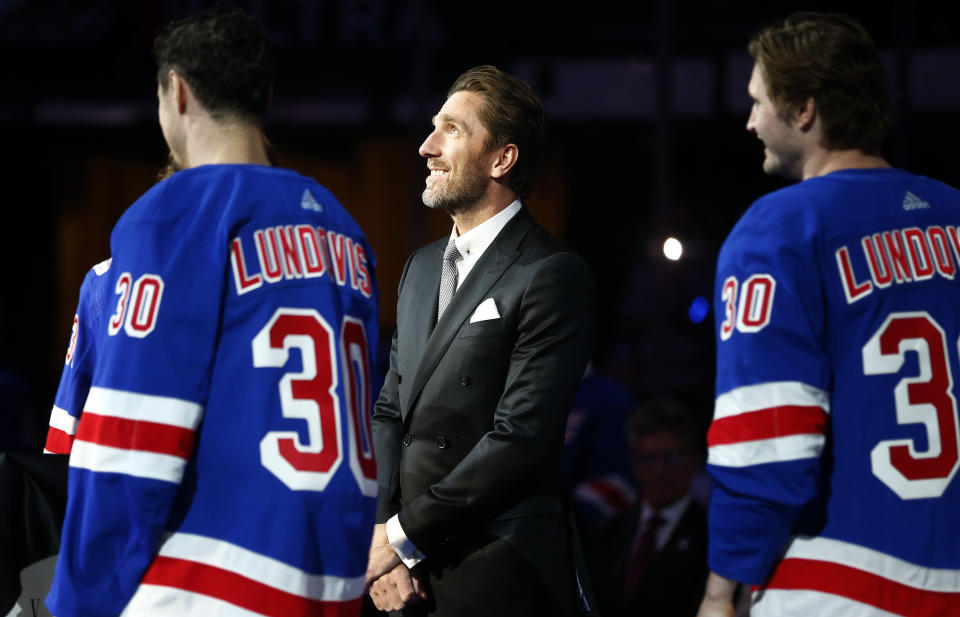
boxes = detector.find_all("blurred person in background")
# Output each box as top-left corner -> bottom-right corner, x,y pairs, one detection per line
586,397 -> 708,617
564,371 -> 637,530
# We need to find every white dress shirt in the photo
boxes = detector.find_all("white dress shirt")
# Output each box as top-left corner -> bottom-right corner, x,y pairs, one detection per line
386,199 -> 523,568
449,199 -> 522,290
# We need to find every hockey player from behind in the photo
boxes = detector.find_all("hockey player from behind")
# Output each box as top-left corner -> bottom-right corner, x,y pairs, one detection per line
46,8 -> 379,617
698,12 -> 960,617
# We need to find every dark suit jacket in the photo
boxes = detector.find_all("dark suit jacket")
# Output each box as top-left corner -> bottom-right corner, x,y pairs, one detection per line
585,500 -> 709,617
372,207 -> 596,616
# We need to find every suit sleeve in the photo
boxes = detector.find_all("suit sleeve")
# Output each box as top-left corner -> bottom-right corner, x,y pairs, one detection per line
706,201 -> 831,585
47,196 -> 224,617
398,251 -> 596,552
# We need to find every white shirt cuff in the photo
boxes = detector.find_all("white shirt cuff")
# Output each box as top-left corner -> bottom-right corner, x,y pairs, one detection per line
386,514 -> 426,569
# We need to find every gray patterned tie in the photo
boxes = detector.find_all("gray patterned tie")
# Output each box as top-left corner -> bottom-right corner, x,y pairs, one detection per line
438,237 -> 461,321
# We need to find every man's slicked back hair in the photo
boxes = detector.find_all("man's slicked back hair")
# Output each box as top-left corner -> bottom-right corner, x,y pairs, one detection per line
448,66 -> 547,200
154,7 -> 272,122
749,12 -> 890,154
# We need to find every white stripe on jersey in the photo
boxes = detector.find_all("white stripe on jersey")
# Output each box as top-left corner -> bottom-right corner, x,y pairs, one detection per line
714,381 -> 830,420
49,405 -> 79,435
783,536 -> 960,592
84,386 -> 202,429
69,441 -> 188,483
157,533 -> 367,601
751,589 -> 902,617
708,433 -> 826,467
122,586 -> 268,617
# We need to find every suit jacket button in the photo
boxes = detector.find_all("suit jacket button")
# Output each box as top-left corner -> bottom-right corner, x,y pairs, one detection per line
459,374 -> 470,386
436,436 -> 447,449
403,434 -> 412,446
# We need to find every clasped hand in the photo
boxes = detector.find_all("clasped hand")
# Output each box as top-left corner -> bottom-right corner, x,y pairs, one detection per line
366,523 -> 428,611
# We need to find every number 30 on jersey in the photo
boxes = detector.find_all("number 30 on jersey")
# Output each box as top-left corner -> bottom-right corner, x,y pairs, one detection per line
109,272 -> 165,338
720,274 -> 776,341
864,311 -> 960,500
253,308 -> 377,496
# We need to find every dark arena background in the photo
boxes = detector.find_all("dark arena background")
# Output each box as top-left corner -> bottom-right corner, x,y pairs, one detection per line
1,0 -> 958,449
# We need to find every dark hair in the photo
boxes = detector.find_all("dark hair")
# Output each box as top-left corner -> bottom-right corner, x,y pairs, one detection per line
628,397 -> 703,454
748,12 -> 890,154
153,7 -> 272,121
448,65 -> 547,200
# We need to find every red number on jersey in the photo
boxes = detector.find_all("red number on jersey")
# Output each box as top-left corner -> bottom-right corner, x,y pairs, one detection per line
254,309 -> 343,491
108,273 -> 133,336
736,274 -> 776,333
124,274 -> 164,338
720,277 -> 738,341
341,316 -> 377,496
254,308 -> 375,493
108,272 -> 164,338
863,312 -> 960,499
65,314 -> 79,367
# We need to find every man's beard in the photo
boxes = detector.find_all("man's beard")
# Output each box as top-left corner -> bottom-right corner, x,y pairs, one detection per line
422,160 -> 487,216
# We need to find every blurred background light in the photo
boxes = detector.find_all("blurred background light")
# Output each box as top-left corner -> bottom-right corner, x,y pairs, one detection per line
688,296 -> 710,324
663,237 -> 683,261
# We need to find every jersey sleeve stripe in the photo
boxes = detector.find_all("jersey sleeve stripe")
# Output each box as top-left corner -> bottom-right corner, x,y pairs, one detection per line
84,386 -> 203,429
707,405 -> 828,446
707,434 -> 826,467
751,589 -> 905,617
765,558 -> 960,617
781,536 -> 960,592
49,405 -> 80,434
155,532 -> 366,601
714,381 -> 830,420
121,587 -> 270,617
69,440 -> 189,483
139,557 -> 362,617
121,585 -> 361,617
75,413 -> 196,458
44,428 -> 75,455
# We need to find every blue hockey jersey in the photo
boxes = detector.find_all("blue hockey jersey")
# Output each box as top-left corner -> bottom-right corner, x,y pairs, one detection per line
46,258 -> 114,454
46,165 -> 379,617
708,168 -> 960,616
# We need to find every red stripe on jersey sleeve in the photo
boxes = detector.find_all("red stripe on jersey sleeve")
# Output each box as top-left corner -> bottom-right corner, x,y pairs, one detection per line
766,558 -> 960,617
45,427 -> 75,454
75,413 -> 195,458
707,405 -> 827,446
143,556 -> 362,617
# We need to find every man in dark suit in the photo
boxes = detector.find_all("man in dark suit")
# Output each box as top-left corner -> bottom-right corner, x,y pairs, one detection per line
586,398 -> 709,617
365,65 -> 596,616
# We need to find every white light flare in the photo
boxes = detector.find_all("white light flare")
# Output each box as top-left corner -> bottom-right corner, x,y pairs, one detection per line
663,237 -> 683,261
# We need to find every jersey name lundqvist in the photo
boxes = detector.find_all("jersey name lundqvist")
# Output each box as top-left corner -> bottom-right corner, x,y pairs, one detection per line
230,223 -> 373,298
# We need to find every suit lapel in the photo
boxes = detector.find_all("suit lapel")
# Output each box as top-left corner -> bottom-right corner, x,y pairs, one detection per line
397,241 -> 443,414
403,208 -> 535,420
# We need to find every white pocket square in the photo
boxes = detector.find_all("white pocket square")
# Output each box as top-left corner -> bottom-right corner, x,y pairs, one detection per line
469,298 -> 500,323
